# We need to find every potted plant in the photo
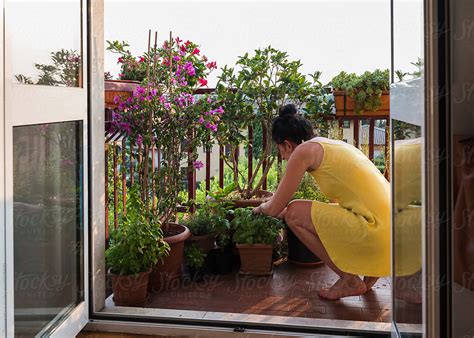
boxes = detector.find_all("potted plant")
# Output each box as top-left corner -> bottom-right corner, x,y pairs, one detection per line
184,245 -> 209,282
184,199 -> 230,253
215,47 -> 327,206
287,173 -> 329,266
106,187 -> 170,306
231,208 -> 284,275
330,69 -> 390,116
112,32 -> 221,292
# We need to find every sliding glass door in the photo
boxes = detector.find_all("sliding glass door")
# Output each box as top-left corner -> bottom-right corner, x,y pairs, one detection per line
4,1 -> 89,336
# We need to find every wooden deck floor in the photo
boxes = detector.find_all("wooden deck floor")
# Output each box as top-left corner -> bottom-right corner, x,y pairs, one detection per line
143,261 -> 420,323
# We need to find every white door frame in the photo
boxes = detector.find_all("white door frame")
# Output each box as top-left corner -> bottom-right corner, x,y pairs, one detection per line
3,0 -> 91,336
0,1 -> 5,336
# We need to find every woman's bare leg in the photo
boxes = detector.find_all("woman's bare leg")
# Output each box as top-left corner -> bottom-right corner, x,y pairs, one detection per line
363,277 -> 379,291
285,200 -> 367,300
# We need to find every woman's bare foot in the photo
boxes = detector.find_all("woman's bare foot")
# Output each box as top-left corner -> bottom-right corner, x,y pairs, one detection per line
363,276 -> 379,292
318,275 -> 367,300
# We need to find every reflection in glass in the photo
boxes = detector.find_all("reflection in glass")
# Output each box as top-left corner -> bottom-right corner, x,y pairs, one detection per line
7,0 -> 82,87
392,130 -> 423,328
13,122 -> 83,337
451,0 -> 474,335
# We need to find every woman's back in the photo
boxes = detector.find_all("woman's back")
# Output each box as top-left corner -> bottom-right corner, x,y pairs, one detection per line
307,137 -> 390,225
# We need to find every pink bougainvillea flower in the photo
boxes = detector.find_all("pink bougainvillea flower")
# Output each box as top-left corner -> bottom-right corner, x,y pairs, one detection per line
198,78 -> 208,87
207,97 -> 212,103
184,40 -> 191,47
113,95 -> 120,104
206,61 -> 217,70
193,160 -> 204,170
138,56 -> 145,63
210,124 -> 218,132
118,73 -> 125,78
159,95 -> 166,103
198,117 -> 205,124
175,36 -> 182,44
136,134 -> 143,146
164,102 -> 171,110
173,55 -> 181,62
118,57 -> 124,63
192,48 -> 200,55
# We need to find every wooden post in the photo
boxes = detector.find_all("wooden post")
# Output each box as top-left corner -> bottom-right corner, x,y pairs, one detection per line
113,142 -> 118,230
206,142 -> 211,193
219,145 -> 224,188
122,138 -> 127,215
187,131 -> 196,213
105,143 -> 109,243
353,117 -> 359,148
262,124 -> 268,190
248,126 -> 253,183
369,119 -> 375,161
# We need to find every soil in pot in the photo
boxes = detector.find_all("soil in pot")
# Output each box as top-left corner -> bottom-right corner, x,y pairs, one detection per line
232,190 -> 274,208
111,268 -> 150,307
287,226 -> 322,267
237,243 -> 273,275
149,223 -> 190,293
185,233 -> 216,253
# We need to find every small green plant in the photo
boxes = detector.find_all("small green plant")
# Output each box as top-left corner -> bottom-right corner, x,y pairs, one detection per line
184,205 -> 230,236
330,69 -> 390,114
231,208 -> 284,245
293,173 -> 329,202
106,186 -> 170,276
184,245 -> 207,269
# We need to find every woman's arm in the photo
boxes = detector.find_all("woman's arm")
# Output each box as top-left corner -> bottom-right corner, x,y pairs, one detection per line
256,142 -> 323,217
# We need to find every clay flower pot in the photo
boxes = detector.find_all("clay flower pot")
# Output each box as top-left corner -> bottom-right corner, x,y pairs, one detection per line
186,232 -> 216,253
149,223 -> 190,292
111,268 -> 151,307
232,190 -> 274,208
286,226 -> 322,267
236,243 -> 273,275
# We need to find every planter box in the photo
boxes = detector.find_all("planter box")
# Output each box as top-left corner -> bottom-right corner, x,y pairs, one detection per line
333,90 -> 390,116
232,190 -> 274,208
237,243 -> 273,275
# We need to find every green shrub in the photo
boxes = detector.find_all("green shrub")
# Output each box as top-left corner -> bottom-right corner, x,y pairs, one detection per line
106,186 -> 170,276
231,208 -> 284,245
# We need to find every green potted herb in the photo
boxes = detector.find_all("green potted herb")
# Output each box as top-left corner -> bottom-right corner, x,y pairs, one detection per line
184,245 -> 208,282
106,187 -> 170,306
330,69 -> 390,115
287,173 -> 329,266
184,206 -> 229,253
231,208 -> 284,275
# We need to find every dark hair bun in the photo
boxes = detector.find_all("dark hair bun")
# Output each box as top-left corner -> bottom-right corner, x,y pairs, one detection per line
279,104 -> 297,117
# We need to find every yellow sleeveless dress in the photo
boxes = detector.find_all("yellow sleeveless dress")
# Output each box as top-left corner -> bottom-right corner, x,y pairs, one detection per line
307,137 -> 390,277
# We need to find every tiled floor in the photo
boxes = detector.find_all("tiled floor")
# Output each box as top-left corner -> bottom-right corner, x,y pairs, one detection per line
145,261 -> 421,323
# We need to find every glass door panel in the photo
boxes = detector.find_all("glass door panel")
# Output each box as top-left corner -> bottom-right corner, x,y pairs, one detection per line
391,0 -> 424,336
4,1 -> 89,337
450,0 -> 474,336
13,122 -> 84,337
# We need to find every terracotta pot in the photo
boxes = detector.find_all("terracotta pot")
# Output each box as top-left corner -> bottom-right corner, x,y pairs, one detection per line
287,226 -> 322,267
149,223 -> 190,292
237,243 -> 273,275
333,90 -> 390,116
111,268 -> 151,307
186,233 -> 216,253
232,190 -> 274,208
